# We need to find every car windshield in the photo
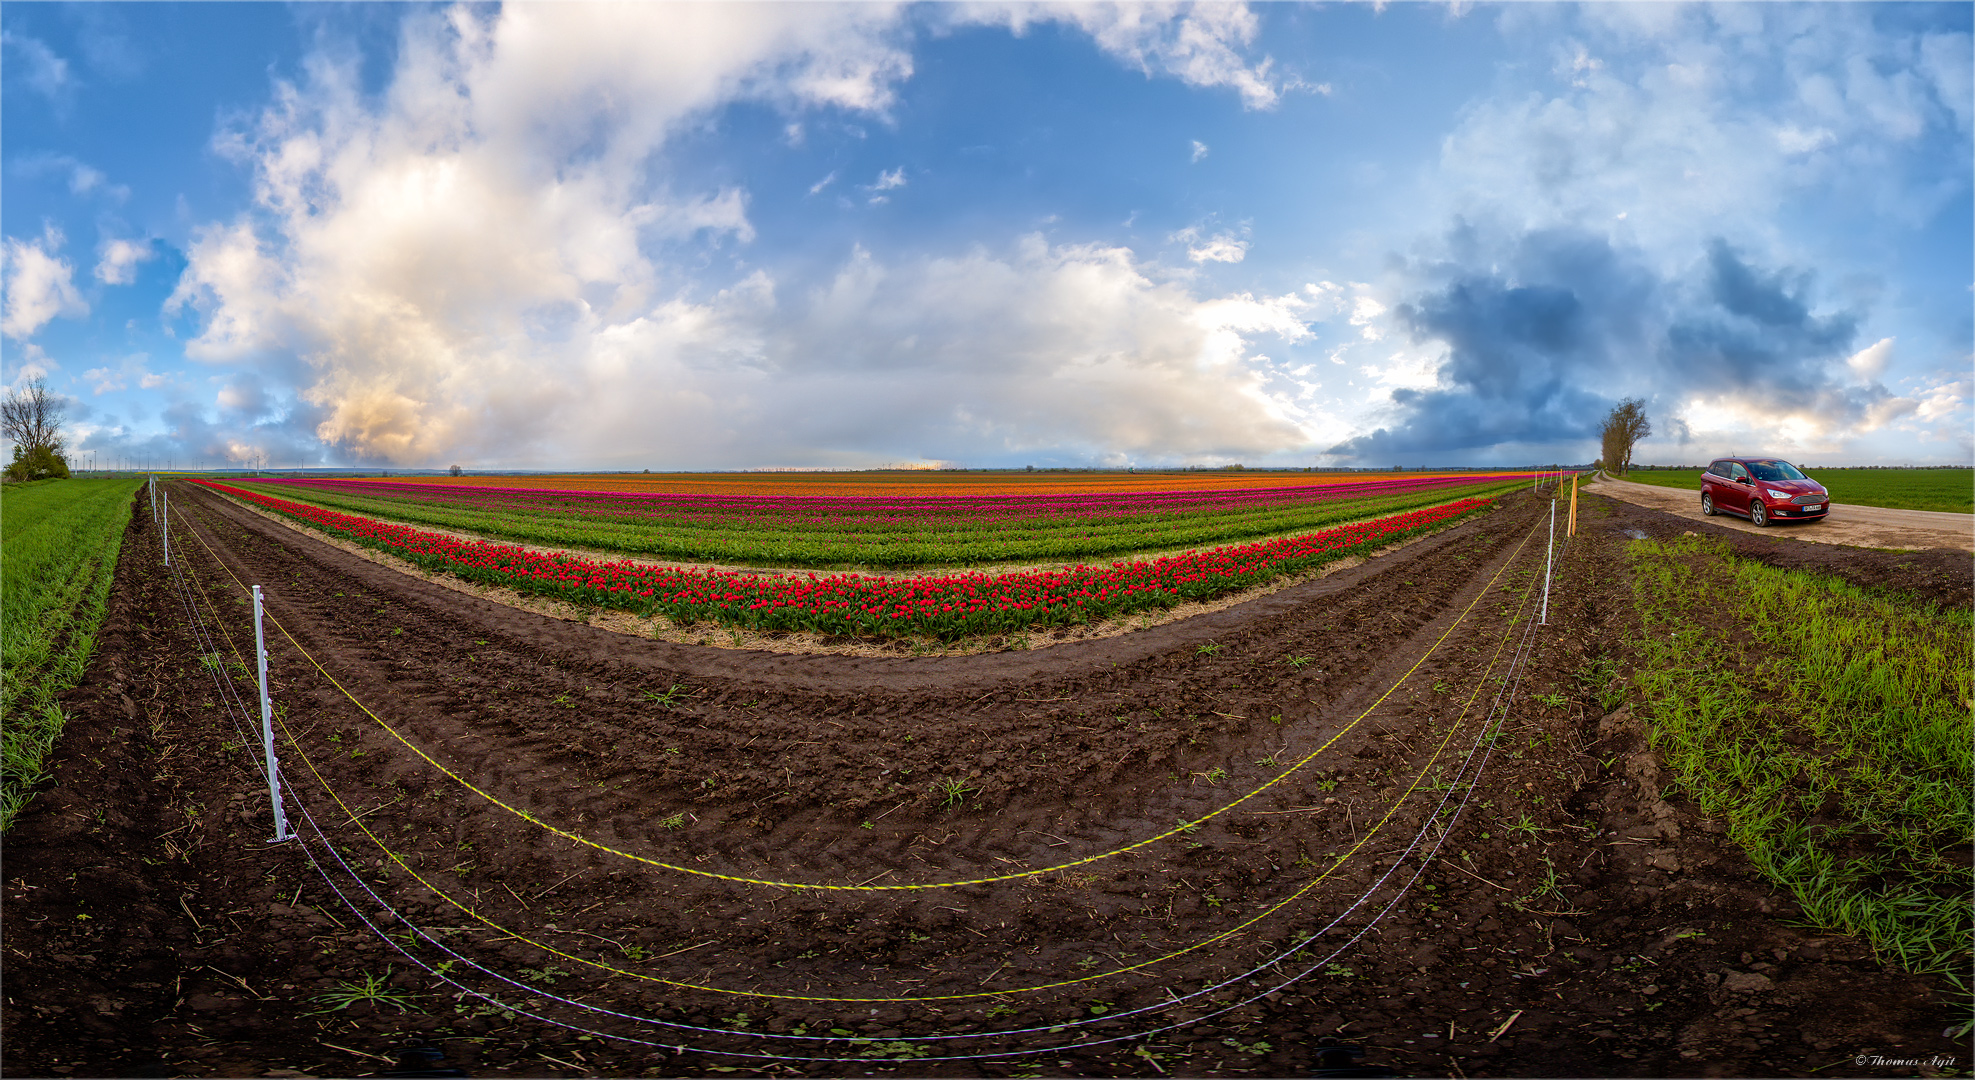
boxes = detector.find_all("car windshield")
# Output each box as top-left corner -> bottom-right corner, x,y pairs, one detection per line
1748,460 -> 1806,481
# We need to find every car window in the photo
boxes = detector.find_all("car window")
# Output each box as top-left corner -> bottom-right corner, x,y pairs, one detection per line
1749,460 -> 1806,481
1729,463 -> 1750,480
1707,462 -> 1727,477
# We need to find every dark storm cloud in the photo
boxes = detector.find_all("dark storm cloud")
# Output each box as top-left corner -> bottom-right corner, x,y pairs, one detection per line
1329,230 -> 1870,462
1660,240 -> 1860,406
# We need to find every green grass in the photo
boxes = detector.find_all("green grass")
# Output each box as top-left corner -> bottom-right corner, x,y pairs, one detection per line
1614,467 -> 1972,514
1,477 -> 142,831
1626,534 -> 1971,979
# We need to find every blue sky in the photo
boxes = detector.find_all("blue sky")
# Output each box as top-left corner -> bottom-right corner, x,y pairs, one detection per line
3,2 -> 1969,471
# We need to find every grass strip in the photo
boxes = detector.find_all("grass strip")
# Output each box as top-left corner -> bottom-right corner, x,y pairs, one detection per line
0,477 -> 142,831
1626,534 -> 1972,978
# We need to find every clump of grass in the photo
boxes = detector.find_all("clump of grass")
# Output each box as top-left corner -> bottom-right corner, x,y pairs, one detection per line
1,478 -> 141,831
1627,535 -> 1972,977
307,967 -> 422,1014
931,777 -> 977,807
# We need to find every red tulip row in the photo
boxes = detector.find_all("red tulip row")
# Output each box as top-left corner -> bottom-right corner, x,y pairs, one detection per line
195,480 -> 1495,641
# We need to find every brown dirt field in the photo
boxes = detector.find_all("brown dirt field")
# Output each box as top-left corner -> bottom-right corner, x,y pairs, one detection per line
1,484 -> 1965,1079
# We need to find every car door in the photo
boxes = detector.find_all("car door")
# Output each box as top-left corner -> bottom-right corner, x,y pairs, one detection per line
1724,461 -> 1754,513
1703,461 -> 1728,510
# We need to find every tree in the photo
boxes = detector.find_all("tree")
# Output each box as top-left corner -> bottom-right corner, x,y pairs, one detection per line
2,377 -> 70,482
1599,398 -> 1651,475
449,464 -> 463,477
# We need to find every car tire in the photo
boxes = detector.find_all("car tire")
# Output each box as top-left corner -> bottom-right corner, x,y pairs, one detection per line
1749,501 -> 1768,527
1701,491 -> 1716,516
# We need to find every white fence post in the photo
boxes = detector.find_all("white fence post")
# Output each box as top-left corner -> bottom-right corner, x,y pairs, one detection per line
1540,497 -> 1556,625
162,487 -> 170,566
253,585 -> 294,843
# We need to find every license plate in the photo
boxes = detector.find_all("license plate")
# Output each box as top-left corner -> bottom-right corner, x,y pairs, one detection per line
1805,503 -> 1822,511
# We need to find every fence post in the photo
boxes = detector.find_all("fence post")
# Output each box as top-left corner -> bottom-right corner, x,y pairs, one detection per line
162,487 -> 170,566
1540,498 -> 1556,625
1568,475 -> 1579,537
253,585 -> 294,843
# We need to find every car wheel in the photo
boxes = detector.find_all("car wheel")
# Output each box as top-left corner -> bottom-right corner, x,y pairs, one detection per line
1749,501 -> 1768,527
1701,491 -> 1716,516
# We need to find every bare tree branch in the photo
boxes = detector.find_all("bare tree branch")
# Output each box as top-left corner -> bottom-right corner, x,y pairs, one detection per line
2,377 -> 66,455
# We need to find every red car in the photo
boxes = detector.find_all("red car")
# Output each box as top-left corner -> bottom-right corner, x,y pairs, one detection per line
1700,457 -> 1829,526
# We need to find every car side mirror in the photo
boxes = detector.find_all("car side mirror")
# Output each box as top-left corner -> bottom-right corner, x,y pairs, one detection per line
1736,476 -> 1752,485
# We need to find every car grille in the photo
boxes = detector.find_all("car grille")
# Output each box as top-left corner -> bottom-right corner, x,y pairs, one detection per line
1792,494 -> 1825,505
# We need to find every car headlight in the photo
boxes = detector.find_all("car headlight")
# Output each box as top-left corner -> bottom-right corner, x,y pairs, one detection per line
1765,488 -> 1790,499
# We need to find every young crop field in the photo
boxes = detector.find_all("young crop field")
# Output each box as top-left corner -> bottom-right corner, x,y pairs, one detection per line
4,477 -> 1968,1078
0,477 -> 141,829
1618,467 -> 1973,514
1628,535 -> 1972,979
220,471 -> 1531,569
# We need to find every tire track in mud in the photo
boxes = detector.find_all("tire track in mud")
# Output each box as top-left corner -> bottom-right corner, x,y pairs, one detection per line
150,484 -> 1548,1066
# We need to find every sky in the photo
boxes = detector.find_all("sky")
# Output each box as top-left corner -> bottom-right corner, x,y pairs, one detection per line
3,2 -> 1970,471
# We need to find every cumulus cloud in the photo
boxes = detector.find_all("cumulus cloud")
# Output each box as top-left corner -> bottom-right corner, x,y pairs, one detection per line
168,4 -> 917,462
566,235 -> 1312,467
168,4 -> 1313,467
1440,6 -> 1972,249
1174,225 -> 1248,264
1327,229 -> 1918,463
961,2 -> 1284,109
95,237 -> 155,285
1190,139 -> 1209,162
1844,337 -> 1894,379
2,228 -> 88,340
1326,5 -> 1970,464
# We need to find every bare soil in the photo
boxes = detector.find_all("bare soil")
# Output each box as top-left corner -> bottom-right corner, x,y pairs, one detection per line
1,484 -> 1965,1079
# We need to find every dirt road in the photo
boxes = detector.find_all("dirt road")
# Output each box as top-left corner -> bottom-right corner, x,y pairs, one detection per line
1586,475 -> 1973,552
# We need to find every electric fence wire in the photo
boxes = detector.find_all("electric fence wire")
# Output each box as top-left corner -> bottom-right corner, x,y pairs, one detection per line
160,490 -> 1570,1064
189,474 -> 1510,894
168,491 -> 1554,1061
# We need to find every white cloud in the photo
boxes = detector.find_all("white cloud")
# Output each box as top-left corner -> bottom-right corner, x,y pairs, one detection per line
808,170 -> 838,195
95,237 -> 155,285
566,235 -> 1313,466
1437,5 -> 1972,249
1845,337 -> 1893,379
2,229 -> 88,340
170,5 -> 1319,466
84,367 -> 125,393
961,2 -> 1284,109
1774,124 -> 1835,156
170,4 -> 916,461
2,32 -> 74,101
1173,224 -> 1248,264
1190,139 -> 1209,162
1349,295 -> 1387,341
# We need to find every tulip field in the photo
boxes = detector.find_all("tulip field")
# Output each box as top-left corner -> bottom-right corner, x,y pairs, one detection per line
219,471 -> 1530,568
193,476 -> 1511,640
